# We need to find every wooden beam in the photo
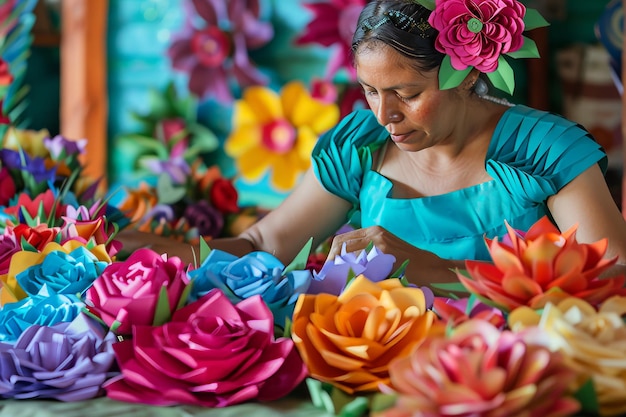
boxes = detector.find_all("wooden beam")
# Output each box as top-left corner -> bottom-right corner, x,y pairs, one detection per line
60,0 -> 108,184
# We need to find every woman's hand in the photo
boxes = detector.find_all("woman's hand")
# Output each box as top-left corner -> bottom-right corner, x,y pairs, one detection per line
115,229 -> 198,265
327,226 -> 462,286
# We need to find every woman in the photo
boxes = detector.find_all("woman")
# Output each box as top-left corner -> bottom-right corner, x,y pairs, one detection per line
119,0 -> 626,285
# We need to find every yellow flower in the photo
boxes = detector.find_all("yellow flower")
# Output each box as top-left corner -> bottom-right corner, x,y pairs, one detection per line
1,126 -> 51,158
225,81 -> 339,191
509,296 -> 626,416
291,275 -> 438,394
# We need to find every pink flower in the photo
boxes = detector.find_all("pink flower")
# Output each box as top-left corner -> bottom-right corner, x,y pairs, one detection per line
433,297 -> 506,329
0,230 -> 19,276
104,289 -> 307,407
0,167 -> 15,206
84,248 -> 190,335
429,0 -> 526,72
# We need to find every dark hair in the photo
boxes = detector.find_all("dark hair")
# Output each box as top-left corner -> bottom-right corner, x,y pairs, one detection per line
351,0 -> 444,72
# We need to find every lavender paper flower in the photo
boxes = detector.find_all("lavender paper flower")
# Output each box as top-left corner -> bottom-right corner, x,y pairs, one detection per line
0,313 -> 117,401
0,286 -> 85,342
43,135 -> 87,161
183,200 -> 224,238
188,249 -> 311,329
16,246 -> 109,298
308,243 -> 396,295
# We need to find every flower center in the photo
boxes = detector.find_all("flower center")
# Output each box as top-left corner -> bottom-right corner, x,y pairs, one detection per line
466,17 -> 483,33
261,119 -> 296,154
191,27 -> 231,67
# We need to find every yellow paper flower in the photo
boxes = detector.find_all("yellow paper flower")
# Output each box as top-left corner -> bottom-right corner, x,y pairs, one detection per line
225,81 -> 339,191
291,275 -> 439,394
509,296 -> 626,416
0,240 -> 111,305
457,216 -> 624,312
1,126 -> 51,158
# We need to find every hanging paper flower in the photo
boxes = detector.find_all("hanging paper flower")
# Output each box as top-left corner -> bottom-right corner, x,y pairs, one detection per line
225,81 -> 339,191
104,289 -> 307,407
379,319 -> 580,417
0,314 -> 117,401
168,0 -> 274,103
455,216 -> 626,312
295,0 -> 367,80
419,0 -> 549,94
509,296 -> 626,416
292,275 -> 438,394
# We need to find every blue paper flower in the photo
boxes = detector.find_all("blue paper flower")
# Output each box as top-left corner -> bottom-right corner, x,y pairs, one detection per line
309,243 -> 397,295
16,246 -> 109,298
0,313 -> 117,401
0,285 -> 85,342
188,249 -> 311,329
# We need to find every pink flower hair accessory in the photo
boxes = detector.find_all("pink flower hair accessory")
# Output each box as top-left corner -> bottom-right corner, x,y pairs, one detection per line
416,0 -> 549,95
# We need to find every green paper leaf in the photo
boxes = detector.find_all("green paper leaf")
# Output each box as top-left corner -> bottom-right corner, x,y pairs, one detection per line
152,285 -> 172,326
574,378 -> 599,414
430,281 -> 468,293
283,237 -> 313,274
524,8 -> 550,31
306,379 -> 336,413
345,268 -> 358,289
415,0 -> 435,10
507,36 -> 540,59
370,393 -> 398,412
156,173 -> 187,205
282,316 -> 292,338
199,238 -> 212,264
487,57 -> 515,95
110,320 -> 122,333
364,240 -> 374,252
390,259 -> 409,279
439,56 -> 472,90
176,281 -> 194,311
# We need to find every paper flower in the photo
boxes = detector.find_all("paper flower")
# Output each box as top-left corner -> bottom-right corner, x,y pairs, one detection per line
167,0 -> 273,103
225,81 -> 339,191
432,296 -> 506,329
12,223 -> 60,250
187,248 -> 311,329
104,289 -> 307,407
0,314 -> 117,401
292,275 -> 438,394
0,286 -> 85,342
85,248 -> 190,335
181,199 -> 224,238
456,216 -> 626,312
295,0 -> 367,80
0,166 -> 15,206
420,0 -> 548,94
509,296 -> 626,416
308,243 -> 397,295
381,319 -> 580,417
0,230 -> 19,275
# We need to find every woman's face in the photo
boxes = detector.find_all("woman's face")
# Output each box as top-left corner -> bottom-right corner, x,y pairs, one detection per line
355,42 -> 466,152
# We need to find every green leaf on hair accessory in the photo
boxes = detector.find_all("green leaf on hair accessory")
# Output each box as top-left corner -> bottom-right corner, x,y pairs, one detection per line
523,8 -> 550,31
487,56 -> 515,95
507,36 -> 540,59
415,0 -> 435,10
438,55 -> 472,90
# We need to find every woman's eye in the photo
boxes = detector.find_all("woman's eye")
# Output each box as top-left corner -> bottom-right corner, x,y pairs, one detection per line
398,93 -> 418,101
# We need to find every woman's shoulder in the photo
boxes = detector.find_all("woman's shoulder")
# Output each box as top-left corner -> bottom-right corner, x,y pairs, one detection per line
313,109 -> 388,154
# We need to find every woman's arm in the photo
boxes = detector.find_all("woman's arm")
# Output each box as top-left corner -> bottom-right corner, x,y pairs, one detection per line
548,163 -> 626,276
115,169 -> 353,266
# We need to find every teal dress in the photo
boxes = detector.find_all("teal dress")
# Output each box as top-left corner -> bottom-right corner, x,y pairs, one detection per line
311,106 -> 608,261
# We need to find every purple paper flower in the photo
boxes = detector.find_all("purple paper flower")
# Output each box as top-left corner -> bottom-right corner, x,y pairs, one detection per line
16,246 -> 109,298
187,249 -> 311,328
308,243 -> 396,295
0,313 -> 117,401
0,286 -> 85,342
142,155 -> 190,185
43,135 -> 87,160
0,149 -> 56,183
168,0 -> 274,103
183,200 -> 224,238
104,290 -> 307,407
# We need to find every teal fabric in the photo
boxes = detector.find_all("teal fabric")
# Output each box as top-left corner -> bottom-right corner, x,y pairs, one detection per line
312,105 -> 608,262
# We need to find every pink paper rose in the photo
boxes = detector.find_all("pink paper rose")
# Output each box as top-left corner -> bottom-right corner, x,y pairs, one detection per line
84,248 -> 190,335
429,0 -> 526,72
104,289 -> 307,407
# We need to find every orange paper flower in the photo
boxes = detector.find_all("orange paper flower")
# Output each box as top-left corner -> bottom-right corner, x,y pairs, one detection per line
456,216 -> 625,312
291,275 -> 438,394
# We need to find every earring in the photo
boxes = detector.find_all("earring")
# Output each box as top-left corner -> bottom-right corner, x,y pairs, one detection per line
473,78 -> 488,97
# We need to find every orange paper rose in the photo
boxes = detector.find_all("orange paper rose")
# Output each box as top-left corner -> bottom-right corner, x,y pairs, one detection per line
291,275 -> 439,394
457,216 -> 625,312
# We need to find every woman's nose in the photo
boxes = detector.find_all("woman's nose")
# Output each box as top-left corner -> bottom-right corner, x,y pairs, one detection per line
376,99 -> 402,125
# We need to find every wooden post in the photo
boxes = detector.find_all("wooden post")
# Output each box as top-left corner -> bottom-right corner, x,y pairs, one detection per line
60,0 -> 108,184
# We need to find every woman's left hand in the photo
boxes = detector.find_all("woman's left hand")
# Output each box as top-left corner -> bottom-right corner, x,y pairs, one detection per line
327,226 -> 462,286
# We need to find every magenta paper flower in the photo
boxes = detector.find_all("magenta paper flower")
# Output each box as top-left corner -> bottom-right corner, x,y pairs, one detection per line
429,0 -> 526,73
0,230 -> 19,276
104,289 -> 307,407
85,248 -> 190,335
0,166 -> 16,206
168,0 -> 274,103
432,296 -> 506,329
295,0 -> 367,80
382,319 -> 580,417
0,314 -> 117,401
